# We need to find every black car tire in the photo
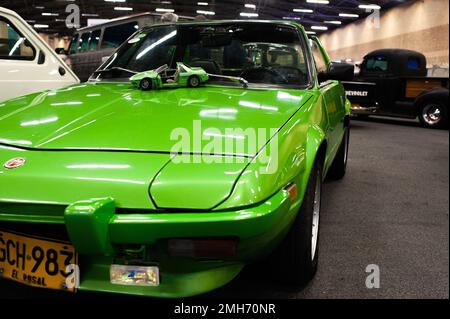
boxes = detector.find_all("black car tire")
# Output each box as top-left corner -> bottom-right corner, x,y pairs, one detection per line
273,158 -> 322,286
188,75 -> 201,88
418,100 -> 448,129
327,127 -> 350,180
140,78 -> 153,91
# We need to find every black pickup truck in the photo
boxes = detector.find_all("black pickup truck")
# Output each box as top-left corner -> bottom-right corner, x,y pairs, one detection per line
343,49 -> 449,128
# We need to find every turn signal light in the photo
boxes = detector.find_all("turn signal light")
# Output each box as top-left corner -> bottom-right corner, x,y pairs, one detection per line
168,238 -> 238,258
284,183 -> 298,200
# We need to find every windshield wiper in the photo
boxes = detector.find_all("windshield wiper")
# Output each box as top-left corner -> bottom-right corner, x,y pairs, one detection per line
207,74 -> 249,89
93,66 -> 138,76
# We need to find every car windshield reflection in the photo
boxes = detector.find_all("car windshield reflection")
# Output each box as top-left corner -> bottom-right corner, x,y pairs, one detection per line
91,22 -> 310,88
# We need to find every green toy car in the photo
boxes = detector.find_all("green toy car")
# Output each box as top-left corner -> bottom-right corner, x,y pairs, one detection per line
0,21 -> 353,298
130,63 -> 209,90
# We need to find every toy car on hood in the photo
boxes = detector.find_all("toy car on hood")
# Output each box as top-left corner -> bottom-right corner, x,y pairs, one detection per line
130,62 -> 209,90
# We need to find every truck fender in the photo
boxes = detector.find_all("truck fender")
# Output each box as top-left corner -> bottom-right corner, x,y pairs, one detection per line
414,88 -> 449,113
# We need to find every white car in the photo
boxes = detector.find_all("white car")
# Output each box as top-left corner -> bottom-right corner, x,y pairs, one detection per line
0,7 -> 79,102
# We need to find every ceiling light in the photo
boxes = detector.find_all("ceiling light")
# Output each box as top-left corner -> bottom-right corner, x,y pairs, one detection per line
82,13 -> 99,17
105,0 -> 126,2
245,4 -> 256,9
197,2 -> 208,5
42,13 -> 59,16
240,12 -> 259,17
283,17 -> 302,20
114,7 -> 133,11
196,10 -> 215,15
359,4 -> 381,10
311,26 -> 328,30
293,8 -> 313,13
34,24 -> 49,29
339,13 -> 360,18
306,31 -> 316,35
306,0 -> 329,4
324,20 -> 342,24
155,8 -> 175,13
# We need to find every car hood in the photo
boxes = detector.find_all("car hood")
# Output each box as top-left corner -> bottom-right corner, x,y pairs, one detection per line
0,82 -> 313,157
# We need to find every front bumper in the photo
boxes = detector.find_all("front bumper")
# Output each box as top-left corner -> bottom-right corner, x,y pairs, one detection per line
0,189 -> 296,298
350,104 -> 379,115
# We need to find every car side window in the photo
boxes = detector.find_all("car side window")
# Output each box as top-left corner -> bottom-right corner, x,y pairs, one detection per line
89,29 -> 101,51
101,22 -> 139,49
0,17 -> 36,60
309,39 -> 327,74
364,55 -> 388,72
268,51 -> 295,66
69,34 -> 78,54
407,57 -> 420,70
78,32 -> 90,53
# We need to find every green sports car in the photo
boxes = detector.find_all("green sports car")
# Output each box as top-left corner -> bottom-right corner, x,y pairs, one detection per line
129,63 -> 210,90
0,21 -> 353,298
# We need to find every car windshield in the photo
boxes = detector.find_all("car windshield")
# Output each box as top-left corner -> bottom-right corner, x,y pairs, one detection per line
93,22 -> 310,88
155,64 -> 169,73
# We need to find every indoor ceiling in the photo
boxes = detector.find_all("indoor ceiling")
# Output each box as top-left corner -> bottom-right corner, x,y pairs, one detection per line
0,0 -> 411,35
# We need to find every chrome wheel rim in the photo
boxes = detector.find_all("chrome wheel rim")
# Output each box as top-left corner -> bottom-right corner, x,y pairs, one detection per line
422,104 -> 442,125
311,173 -> 321,260
190,77 -> 199,87
141,80 -> 150,89
343,130 -> 349,166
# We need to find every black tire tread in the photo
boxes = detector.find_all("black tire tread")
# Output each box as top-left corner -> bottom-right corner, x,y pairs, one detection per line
272,158 -> 322,286
327,128 -> 349,180
418,100 -> 448,129
188,75 -> 200,88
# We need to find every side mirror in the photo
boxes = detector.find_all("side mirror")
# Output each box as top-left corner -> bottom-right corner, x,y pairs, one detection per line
319,62 -> 355,82
55,48 -> 67,55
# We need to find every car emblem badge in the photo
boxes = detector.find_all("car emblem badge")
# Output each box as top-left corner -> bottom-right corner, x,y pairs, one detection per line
4,157 -> 26,169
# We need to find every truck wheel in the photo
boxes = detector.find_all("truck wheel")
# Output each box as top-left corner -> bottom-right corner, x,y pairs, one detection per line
418,100 -> 448,129
140,78 -> 153,91
188,75 -> 200,88
327,127 -> 350,180
273,158 -> 322,286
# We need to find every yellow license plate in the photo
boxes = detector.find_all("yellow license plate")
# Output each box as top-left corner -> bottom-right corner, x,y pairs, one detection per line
0,230 -> 78,292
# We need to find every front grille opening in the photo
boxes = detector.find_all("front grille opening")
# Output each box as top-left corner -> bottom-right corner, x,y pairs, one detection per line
0,203 -> 66,216
0,221 -> 70,242
0,202 -> 160,216
115,208 -> 159,214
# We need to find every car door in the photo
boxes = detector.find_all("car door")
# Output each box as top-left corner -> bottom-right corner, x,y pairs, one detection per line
360,55 -> 400,115
0,8 -> 79,102
310,38 -> 346,158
